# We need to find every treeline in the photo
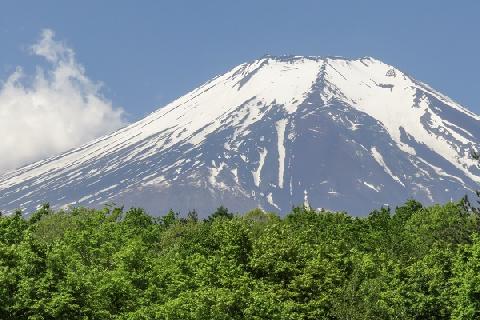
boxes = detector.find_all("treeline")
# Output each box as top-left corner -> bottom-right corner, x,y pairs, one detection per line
1,201 -> 480,319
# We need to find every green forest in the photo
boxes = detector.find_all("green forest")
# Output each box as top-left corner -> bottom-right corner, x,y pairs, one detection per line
1,200 -> 480,319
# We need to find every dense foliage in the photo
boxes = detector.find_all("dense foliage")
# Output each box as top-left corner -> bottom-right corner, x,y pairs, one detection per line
1,200 -> 480,319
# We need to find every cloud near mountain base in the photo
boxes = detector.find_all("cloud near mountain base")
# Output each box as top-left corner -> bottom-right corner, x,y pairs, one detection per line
0,29 -> 126,174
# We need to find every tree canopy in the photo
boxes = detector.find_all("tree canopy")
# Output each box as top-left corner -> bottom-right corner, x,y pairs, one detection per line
0,201 -> 479,319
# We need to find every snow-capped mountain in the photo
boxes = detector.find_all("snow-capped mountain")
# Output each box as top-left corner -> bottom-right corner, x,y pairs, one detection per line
1,55 -> 480,216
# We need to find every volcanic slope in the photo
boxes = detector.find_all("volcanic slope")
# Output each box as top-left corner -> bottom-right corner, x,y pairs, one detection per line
1,55 -> 480,215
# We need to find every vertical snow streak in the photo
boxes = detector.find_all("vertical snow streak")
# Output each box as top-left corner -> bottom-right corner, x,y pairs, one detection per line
370,147 -> 405,187
253,147 -> 268,187
276,119 -> 288,188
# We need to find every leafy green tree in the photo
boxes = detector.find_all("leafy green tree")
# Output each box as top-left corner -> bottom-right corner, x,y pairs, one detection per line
451,234 -> 480,319
205,206 -> 233,223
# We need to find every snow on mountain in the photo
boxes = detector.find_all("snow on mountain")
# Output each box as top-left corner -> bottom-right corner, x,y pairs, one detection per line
1,55 -> 480,216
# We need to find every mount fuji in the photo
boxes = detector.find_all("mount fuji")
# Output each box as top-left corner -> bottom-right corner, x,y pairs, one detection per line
1,55 -> 480,216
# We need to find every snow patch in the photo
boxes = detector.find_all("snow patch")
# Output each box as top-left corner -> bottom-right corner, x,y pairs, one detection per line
276,119 -> 288,188
253,147 -> 268,187
371,147 -> 405,187
363,181 -> 381,192
266,192 -> 280,210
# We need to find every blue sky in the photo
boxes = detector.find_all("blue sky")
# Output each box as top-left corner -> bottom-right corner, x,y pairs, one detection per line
1,1 -> 480,172
1,1 -> 480,119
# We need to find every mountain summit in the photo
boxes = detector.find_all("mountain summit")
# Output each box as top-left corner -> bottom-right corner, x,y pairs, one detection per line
2,55 -> 480,215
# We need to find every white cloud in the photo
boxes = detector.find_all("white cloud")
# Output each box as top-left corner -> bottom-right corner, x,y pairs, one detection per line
0,29 -> 126,173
